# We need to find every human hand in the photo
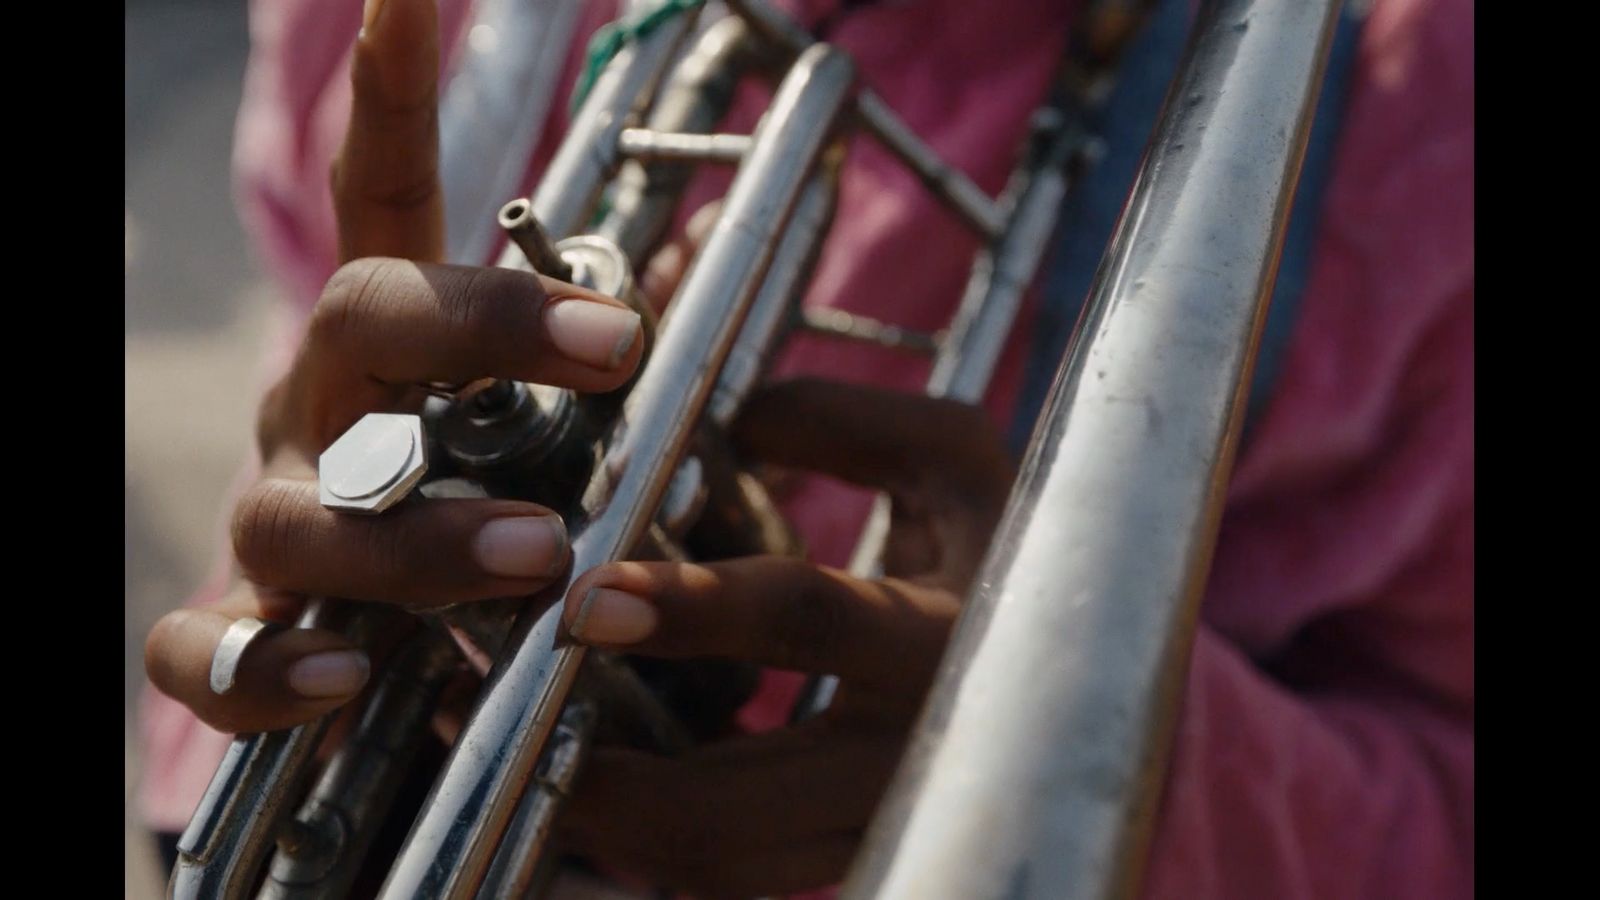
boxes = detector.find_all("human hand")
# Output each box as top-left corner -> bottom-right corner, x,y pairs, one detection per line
555,379 -> 1015,898
144,0 -> 644,733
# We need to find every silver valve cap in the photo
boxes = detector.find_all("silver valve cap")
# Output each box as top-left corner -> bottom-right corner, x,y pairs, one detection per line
318,413 -> 430,514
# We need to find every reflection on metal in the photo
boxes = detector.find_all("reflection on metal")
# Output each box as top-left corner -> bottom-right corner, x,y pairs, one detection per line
795,72 -> 1090,725
477,702 -> 598,900
167,0 -> 1342,894
441,0 -> 587,265
376,45 -> 858,900
317,413 -> 429,514
597,14 -> 759,263
170,603 -> 387,900
616,128 -> 753,164
497,198 -> 574,281
711,162 -> 842,429
260,629 -> 461,899
517,2 -> 702,249
842,2 -> 1343,898
797,308 -> 940,356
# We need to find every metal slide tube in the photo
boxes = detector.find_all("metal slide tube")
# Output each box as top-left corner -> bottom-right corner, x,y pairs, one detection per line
843,2 -> 1342,897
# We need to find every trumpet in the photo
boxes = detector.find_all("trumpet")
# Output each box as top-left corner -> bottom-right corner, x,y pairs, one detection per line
168,0 -> 1341,897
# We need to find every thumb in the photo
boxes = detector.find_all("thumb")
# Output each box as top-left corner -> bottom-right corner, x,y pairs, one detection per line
333,0 -> 445,263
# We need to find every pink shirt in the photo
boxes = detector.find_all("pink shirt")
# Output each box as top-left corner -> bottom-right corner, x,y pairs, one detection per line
139,1 -> 1474,896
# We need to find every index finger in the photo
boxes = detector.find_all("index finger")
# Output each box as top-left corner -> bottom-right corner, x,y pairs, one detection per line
334,0 -> 444,263
284,259 -> 643,447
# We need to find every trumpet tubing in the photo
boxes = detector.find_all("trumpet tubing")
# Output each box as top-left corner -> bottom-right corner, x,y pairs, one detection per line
169,0 -> 1337,897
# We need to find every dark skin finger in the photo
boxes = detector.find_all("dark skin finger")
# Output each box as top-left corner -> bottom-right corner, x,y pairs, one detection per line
147,0 -> 633,742
283,0 -> 643,455
732,379 -> 1014,588
144,585 -> 368,733
149,580 -> 479,737
731,379 -> 1013,502
266,260 -> 643,452
335,0 -> 444,263
563,558 -> 956,699
231,479 -> 570,608
548,379 -> 1020,895
553,557 -> 951,894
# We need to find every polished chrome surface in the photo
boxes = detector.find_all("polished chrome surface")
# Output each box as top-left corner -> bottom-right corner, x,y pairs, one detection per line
170,603 -> 378,900
926,115 -> 1078,405
497,198 -> 574,281
616,128 -> 753,163
441,0 -> 586,265
556,235 -> 643,313
170,0 -> 1251,891
843,2 -> 1342,897
796,308 -> 940,355
656,454 -> 709,537
795,99 -> 1082,722
512,2 -> 702,250
434,382 -> 573,472
376,45 -> 857,900
477,701 -> 598,900
260,629 -> 462,900
724,0 -> 1006,239
708,161 -> 840,429
597,14 -> 759,262
170,725 -> 332,900
317,413 -> 429,514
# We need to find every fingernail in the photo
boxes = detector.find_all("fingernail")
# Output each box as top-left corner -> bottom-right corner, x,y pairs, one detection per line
287,650 -> 370,699
544,300 -> 641,370
474,516 -> 568,578
569,588 -> 658,645
361,0 -> 388,34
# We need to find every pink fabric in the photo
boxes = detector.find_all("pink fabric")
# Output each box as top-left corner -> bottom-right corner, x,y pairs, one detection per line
138,1 -> 1475,897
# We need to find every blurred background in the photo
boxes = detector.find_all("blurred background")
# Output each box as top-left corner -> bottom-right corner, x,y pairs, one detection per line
126,1 -> 277,896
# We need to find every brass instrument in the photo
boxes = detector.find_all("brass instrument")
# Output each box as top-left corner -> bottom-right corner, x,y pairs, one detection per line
169,0 -> 1340,897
